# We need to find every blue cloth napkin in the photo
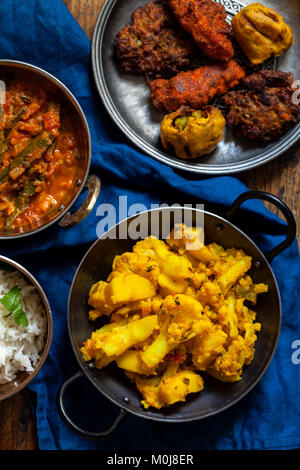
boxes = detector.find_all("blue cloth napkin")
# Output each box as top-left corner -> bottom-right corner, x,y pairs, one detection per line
0,0 -> 299,451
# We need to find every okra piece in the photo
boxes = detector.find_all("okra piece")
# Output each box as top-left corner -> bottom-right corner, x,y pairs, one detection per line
0,132 -> 6,157
6,106 -> 27,130
5,180 -> 37,231
21,95 -> 32,104
0,104 -> 7,162
0,132 -> 53,182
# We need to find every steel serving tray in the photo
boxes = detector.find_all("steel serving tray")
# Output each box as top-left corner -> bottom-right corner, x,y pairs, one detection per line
92,0 -> 300,175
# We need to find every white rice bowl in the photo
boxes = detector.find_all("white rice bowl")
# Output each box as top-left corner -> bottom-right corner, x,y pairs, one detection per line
0,268 -> 47,384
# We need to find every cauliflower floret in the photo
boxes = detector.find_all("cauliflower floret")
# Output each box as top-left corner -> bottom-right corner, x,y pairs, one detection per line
196,280 -> 224,308
208,334 -> 256,382
111,251 -> 160,287
166,223 -> 204,256
188,324 -> 227,371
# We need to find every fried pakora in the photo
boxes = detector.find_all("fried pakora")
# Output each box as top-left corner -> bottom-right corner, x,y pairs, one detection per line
168,0 -> 234,62
160,105 -> 226,159
81,224 -> 268,409
149,60 -> 246,111
223,70 -> 300,142
232,3 -> 294,65
115,1 -> 196,76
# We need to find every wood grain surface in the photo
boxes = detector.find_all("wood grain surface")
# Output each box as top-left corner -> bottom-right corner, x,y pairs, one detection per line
0,0 -> 298,451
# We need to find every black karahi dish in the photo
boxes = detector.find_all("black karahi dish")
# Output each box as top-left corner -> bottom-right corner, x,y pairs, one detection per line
57,191 -> 296,438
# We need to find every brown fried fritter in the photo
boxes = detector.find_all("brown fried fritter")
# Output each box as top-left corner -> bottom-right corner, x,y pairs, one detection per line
223,70 -> 300,142
168,0 -> 234,62
149,60 -> 246,112
115,1 -> 196,76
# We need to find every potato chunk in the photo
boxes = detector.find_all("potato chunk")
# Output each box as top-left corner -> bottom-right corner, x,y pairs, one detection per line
141,295 -> 208,369
159,369 -> 204,406
89,273 -> 156,318
217,256 -> 252,294
134,237 -> 194,296
218,295 -> 239,339
136,364 -> 204,409
140,326 -> 170,369
81,315 -> 158,359
116,350 -> 150,374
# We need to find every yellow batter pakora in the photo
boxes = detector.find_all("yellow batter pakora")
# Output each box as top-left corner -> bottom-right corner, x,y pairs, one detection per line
81,224 -> 268,409
232,3 -> 294,65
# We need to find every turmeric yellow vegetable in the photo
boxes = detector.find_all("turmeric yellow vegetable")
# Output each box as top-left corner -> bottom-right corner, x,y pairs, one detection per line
188,324 -> 227,371
81,315 -> 158,358
116,350 -> 147,374
158,369 -> 204,407
232,3 -> 294,65
217,256 -> 252,294
135,364 -> 204,410
81,225 -> 268,408
89,272 -> 156,319
140,327 -> 170,369
160,105 -> 226,160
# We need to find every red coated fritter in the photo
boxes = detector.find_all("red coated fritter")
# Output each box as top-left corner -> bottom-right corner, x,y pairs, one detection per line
115,1 -> 196,76
223,70 -> 300,142
168,0 -> 234,62
149,60 -> 246,111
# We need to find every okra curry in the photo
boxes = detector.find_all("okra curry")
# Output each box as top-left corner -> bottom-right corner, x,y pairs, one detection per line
0,79 -> 84,234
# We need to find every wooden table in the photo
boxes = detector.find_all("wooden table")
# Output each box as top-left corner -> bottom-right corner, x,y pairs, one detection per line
0,0 -> 299,451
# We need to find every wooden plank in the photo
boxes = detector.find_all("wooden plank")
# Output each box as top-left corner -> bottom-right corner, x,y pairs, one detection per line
63,0 -> 106,39
240,148 -> 300,229
0,389 -> 38,450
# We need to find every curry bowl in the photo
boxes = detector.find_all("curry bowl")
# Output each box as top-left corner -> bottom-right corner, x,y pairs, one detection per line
0,255 -> 52,401
57,191 -> 296,438
0,60 -> 100,239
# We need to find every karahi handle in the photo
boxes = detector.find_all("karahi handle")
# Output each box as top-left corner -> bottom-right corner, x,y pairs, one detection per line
225,190 -> 296,263
57,370 -> 126,440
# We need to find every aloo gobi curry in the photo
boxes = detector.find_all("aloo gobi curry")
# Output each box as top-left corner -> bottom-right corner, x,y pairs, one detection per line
0,79 -> 83,234
81,224 -> 268,410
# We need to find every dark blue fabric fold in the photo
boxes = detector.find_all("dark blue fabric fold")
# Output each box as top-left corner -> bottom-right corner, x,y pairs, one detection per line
0,0 -> 299,450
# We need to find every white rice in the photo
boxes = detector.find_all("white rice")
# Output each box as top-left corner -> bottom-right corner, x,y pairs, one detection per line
0,268 -> 47,384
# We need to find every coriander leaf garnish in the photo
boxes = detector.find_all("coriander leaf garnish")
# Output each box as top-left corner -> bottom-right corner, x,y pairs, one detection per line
0,285 -> 20,312
0,285 -> 28,327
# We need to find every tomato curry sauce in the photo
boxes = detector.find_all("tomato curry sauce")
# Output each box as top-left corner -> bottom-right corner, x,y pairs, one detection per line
0,79 -> 84,234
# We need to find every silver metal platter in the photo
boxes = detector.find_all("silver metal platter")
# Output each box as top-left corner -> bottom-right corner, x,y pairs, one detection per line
92,0 -> 300,175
